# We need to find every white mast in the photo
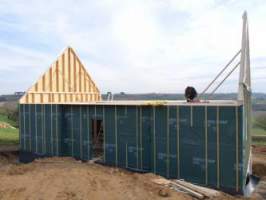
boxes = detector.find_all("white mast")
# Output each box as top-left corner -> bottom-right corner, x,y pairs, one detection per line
238,11 -> 252,178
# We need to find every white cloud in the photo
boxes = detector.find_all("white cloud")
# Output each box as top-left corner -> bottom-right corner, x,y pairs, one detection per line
0,0 -> 265,94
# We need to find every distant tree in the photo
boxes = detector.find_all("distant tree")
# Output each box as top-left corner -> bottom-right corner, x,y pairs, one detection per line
0,96 -> 6,102
0,102 -> 19,128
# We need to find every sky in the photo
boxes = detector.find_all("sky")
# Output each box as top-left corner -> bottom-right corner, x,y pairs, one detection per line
0,0 -> 265,94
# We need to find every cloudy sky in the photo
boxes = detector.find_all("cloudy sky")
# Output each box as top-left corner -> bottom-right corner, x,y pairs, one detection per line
0,0 -> 265,94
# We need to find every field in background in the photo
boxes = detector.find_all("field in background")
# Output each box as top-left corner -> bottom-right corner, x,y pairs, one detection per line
0,128 -> 19,145
252,111 -> 266,146
0,113 -> 17,128
0,106 -> 19,145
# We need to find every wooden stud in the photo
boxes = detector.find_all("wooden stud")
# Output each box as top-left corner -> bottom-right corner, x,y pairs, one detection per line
79,64 -> 82,92
74,54 -> 77,91
35,83 -> 38,91
42,75 -> 45,91
68,48 -> 71,92
62,54 -> 65,92
49,67 -> 52,92
40,94 -> 43,103
56,61 -> 59,92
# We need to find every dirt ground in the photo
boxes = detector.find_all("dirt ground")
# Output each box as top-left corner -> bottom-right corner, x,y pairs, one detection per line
252,145 -> 266,177
0,147 -> 265,200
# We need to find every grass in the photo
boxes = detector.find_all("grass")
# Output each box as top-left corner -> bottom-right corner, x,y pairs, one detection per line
252,126 -> 266,146
0,113 -> 19,145
0,114 -> 17,127
252,127 -> 266,136
0,128 -> 19,145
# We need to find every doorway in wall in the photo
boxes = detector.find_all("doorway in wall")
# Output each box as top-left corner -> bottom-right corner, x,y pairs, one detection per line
91,119 -> 103,159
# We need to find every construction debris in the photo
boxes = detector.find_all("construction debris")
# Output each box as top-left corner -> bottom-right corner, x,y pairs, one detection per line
152,178 -> 220,199
0,122 -> 15,129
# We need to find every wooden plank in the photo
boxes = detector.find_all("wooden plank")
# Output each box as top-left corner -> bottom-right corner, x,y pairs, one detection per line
170,182 -> 204,199
79,62 -> 82,92
74,52 -> 77,91
62,54 -> 65,92
49,67 -> 52,92
56,60 -> 59,92
68,48 -> 71,92
42,75 -> 46,91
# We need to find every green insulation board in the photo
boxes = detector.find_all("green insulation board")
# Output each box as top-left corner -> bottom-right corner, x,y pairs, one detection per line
19,104 -> 248,193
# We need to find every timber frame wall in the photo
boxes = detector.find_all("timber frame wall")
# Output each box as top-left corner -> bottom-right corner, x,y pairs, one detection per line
19,103 -> 246,194
20,47 -> 101,104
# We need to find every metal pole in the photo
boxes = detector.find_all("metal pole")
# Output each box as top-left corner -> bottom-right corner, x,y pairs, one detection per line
208,62 -> 240,98
199,49 -> 241,98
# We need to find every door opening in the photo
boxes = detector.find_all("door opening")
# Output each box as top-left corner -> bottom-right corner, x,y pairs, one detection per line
91,119 -> 103,159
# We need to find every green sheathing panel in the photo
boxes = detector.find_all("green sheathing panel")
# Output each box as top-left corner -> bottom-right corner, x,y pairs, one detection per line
24,104 -> 31,151
140,106 -> 152,171
179,106 -> 205,184
62,106 -> 73,157
72,106 -> 81,158
19,104 -> 247,193
219,106 -> 242,191
104,106 -> 116,165
35,104 -> 42,154
62,105 -> 95,160
88,105 -> 95,159
238,106 -> 244,191
207,107 -> 218,187
81,106 -> 90,160
192,106 -> 206,184
219,106 -> 236,189
154,106 -> 167,177
169,106 -> 178,178
116,106 -> 126,168
30,105 -> 36,153
44,105 -> 52,155
19,104 -> 62,156
116,106 -> 138,169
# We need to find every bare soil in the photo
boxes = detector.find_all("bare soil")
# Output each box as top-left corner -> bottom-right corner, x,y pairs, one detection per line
0,156 -> 193,200
252,145 -> 266,177
0,146 -> 265,200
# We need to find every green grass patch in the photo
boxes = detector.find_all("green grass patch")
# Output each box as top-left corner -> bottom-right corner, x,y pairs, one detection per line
0,114 -> 17,127
252,139 -> 266,146
252,126 -> 266,146
0,128 -> 19,145
251,127 -> 266,136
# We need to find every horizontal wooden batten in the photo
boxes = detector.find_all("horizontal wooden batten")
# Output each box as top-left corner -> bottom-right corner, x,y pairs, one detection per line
27,92 -> 99,95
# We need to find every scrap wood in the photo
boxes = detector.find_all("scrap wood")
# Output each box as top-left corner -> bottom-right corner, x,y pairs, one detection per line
175,180 -> 220,198
152,178 -> 171,185
0,122 -> 15,129
152,178 -> 204,199
169,181 -> 204,199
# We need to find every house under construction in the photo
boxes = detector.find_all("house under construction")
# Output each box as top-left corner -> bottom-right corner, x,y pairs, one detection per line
19,12 -> 252,194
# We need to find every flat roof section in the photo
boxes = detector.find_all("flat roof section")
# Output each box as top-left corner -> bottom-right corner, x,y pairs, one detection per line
20,100 -> 243,106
